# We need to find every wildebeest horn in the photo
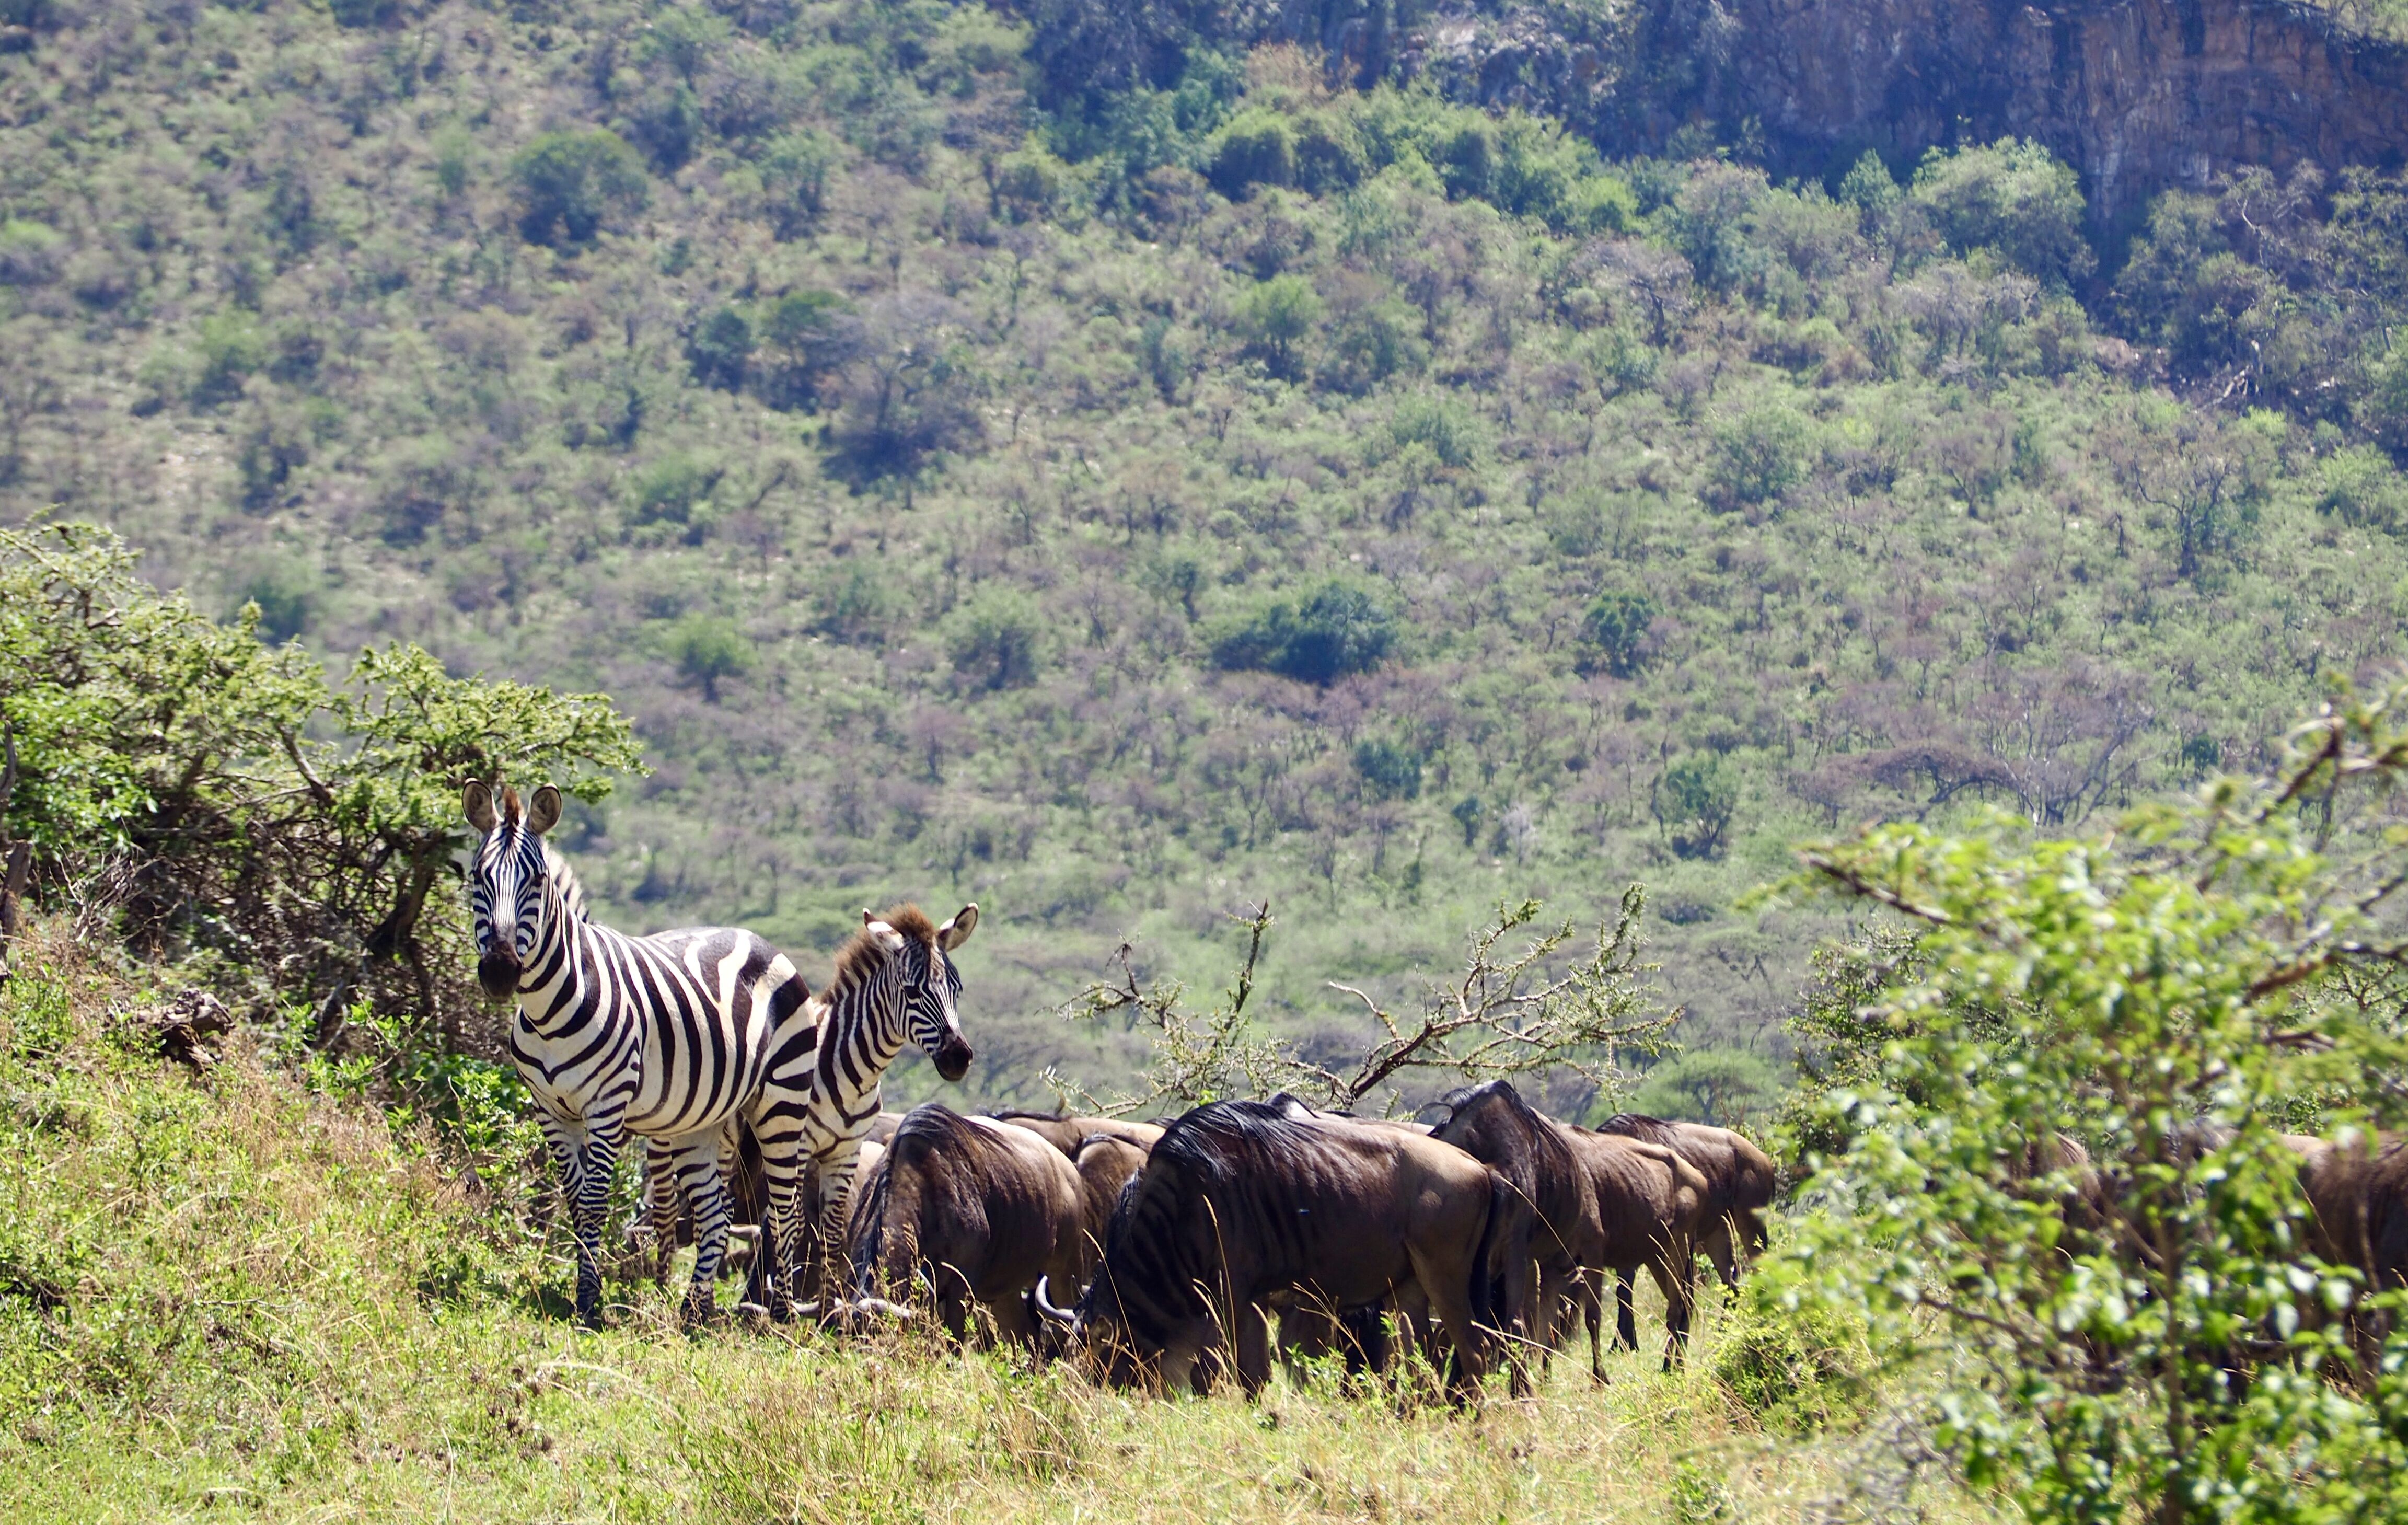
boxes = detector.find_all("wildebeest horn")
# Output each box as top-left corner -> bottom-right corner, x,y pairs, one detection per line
853,1296 -> 917,1321
1032,1275 -> 1075,1325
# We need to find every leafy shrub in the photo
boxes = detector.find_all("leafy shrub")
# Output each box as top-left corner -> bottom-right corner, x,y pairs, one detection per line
1577,588 -> 1659,677
1208,577 -> 1395,686
760,129 -> 840,238
0,523 -> 640,1019
1706,405 -> 1815,510
628,454 -> 719,535
191,312 -> 267,406
0,218 -> 64,285
1207,110 -> 1293,198
1352,738 -> 1422,801
510,130 -> 647,247
687,306 -> 753,391
1235,273 -> 1321,379
1654,753 -> 1738,858
1907,138 -> 2096,287
756,288 -> 858,410
944,587 -> 1049,691
662,615 -> 751,702
1710,1286 -> 1876,1435
1290,110 -> 1365,195
2317,444 -> 2408,531
1387,394 -> 1481,467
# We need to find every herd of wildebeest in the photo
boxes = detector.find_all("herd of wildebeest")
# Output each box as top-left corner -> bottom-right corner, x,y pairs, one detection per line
661,1081 -> 1776,1400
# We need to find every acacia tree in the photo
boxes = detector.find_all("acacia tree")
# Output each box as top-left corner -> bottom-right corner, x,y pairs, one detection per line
1764,680 -> 2408,1524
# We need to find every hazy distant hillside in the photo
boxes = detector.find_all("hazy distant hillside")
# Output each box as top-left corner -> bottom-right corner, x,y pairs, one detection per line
8,0 -> 2408,1111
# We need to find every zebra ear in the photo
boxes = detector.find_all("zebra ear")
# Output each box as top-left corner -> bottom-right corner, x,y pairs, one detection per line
938,904 -> 977,951
464,781 -> 497,834
526,784 -> 563,837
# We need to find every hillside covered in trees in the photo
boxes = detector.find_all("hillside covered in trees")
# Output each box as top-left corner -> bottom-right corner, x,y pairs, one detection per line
9,0 -> 2408,1110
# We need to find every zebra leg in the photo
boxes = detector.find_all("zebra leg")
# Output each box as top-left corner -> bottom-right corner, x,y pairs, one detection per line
571,1113 -> 628,1327
535,1112 -> 594,1320
813,1135 -> 866,1318
643,1139 -> 682,1288
668,1134 -> 734,1327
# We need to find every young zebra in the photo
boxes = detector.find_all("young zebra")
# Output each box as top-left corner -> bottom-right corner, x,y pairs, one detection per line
751,903 -> 977,1319
464,781 -> 805,1326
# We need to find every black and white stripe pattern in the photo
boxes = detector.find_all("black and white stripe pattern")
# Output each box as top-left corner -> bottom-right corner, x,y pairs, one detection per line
751,902 -> 976,1316
464,781 -> 806,1324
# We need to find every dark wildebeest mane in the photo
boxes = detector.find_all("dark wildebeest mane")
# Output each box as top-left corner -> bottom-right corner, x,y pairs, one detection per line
1433,1081 -> 1578,1201
1597,1112 -> 1685,1146
1082,1098 -> 1331,1347
825,904 -> 938,998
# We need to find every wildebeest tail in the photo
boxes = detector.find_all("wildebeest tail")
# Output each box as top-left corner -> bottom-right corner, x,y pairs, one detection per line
851,1144 -> 899,1298
1469,1169 -> 1511,1335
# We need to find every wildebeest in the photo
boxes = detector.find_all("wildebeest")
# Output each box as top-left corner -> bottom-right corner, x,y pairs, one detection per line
1425,1081 -> 1599,1390
1560,1125 -> 1710,1371
1596,1113 -> 1775,1351
1069,1133 -> 1150,1277
2288,1130 -> 2408,1358
851,1104 -> 1085,1345
1051,1097 -> 1507,1401
986,1111 -> 1166,1158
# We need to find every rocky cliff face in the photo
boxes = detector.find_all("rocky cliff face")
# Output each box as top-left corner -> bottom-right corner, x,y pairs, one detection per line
1699,0 -> 2408,223
1036,0 -> 2408,226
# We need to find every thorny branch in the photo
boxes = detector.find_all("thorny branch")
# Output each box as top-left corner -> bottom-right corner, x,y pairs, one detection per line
1059,886 -> 1678,1117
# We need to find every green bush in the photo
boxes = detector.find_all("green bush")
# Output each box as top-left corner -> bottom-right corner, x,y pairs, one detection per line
1387,394 -> 1481,467
944,587 -> 1050,691
1352,738 -> 1422,801
1908,139 -> 2096,287
1706,405 -> 1815,510
1207,110 -> 1293,199
1577,588 -> 1659,677
687,306 -> 753,391
662,614 -> 751,702
1208,577 -> 1395,686
2317,444 -> 2408,531
1654,754 -> 1738,859
1710,1286 -> 1876,1435
1235,273 -> 1322,379
510,129 -> 648,247
1627,1047 -> 1781,1127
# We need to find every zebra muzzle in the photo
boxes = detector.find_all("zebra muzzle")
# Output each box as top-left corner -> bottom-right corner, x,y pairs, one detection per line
477,950 -> 523,999
933,1035 -> 973,1082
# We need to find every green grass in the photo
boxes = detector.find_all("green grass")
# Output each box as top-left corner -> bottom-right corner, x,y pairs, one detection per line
0,929 -> 1984,1523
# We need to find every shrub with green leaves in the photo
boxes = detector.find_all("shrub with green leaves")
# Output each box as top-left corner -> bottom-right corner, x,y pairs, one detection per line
1208,577 -> 1395,686
510,129 -> 648,247
0,523 -> 641,1021
1578,588 -> 1659,677
1766,680 -> 2408,1523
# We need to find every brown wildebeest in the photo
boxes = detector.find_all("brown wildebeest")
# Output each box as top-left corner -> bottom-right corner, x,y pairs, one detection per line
1559,1126 -> 1709,1371
985,1111 -> 1165,1158
851,1104 -> 1085,1346
1047,1096 -> 1508,1401
1069,1133 -> 1150,1284
1425,1081 -> 1599,1391
2288,1130 -> 2408,1359
1597,1113 -> 1776,1351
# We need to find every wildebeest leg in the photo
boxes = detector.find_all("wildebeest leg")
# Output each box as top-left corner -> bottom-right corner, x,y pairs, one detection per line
1159,1337 -> 1202,1397
1575,1272 -> 1607,1384
1649,1250 -> 1695,1370
1233,1300 -> 1274,1398
1615,1271 -> 1639,1352
1407,1247 -> 1488,1403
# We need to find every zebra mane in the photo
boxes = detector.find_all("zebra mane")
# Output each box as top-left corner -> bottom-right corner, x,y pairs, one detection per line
543,843 -> 593,923
825,903 -> 934,996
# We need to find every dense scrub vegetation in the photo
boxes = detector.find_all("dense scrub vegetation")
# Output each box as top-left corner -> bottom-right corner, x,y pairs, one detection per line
10,0 -> 2408,1105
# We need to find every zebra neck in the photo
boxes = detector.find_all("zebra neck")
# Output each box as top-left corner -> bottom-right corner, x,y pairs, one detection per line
820,962 -> 908,1106
514,890 -> 594,1033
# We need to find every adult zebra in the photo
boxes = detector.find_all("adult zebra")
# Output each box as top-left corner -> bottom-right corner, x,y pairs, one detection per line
464,781 -> 805,1326
751,903 -> 977,1320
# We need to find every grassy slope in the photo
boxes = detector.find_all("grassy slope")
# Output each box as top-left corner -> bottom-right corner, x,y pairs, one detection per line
7,0 -> 2405,1110
0,931 -> 1982,1523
